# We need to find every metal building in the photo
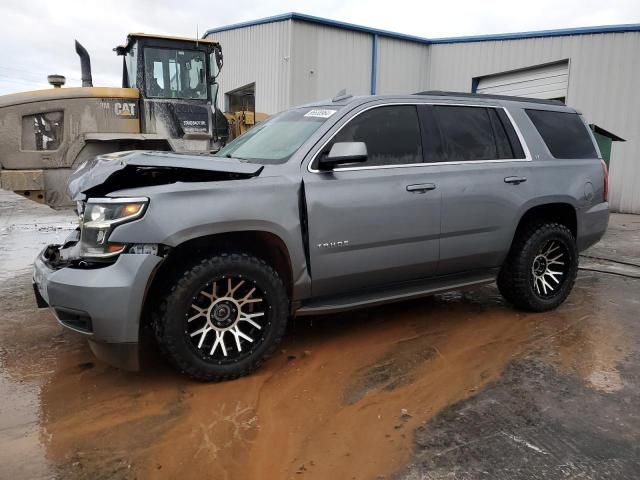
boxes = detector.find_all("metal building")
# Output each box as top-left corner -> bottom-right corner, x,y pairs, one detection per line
205,14 -> 640,213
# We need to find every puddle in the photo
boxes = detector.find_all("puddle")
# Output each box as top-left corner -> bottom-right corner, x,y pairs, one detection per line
1,190 -> 639,479
344,335 -> 438,405
0,367 -> 51,479
0,190 -> 76,278
535,273 -> 633,394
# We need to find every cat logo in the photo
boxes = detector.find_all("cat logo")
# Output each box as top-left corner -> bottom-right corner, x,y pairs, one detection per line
114,102 -> 137,117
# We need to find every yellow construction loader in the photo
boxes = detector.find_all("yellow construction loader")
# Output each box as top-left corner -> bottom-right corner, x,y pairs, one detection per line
0,34 -> 229,208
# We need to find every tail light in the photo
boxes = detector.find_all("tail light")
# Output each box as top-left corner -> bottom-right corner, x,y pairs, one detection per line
600,159 -> 609,202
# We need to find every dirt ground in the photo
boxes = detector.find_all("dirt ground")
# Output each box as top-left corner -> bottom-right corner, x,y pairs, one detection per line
1,189 -> 639,480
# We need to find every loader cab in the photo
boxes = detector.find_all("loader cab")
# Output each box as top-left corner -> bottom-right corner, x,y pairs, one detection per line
115,33 -> 226,149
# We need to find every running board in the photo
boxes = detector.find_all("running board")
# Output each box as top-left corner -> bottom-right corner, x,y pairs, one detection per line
296,270 -> 498,316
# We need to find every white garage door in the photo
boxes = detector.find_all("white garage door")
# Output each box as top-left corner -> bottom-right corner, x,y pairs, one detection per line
476,61 -> 569,100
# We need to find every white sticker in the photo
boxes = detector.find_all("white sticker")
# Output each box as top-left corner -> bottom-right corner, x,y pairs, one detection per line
304,109 -> 337,119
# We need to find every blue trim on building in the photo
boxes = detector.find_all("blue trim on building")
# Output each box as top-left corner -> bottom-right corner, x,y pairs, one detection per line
430,23 -> 640,44
203,12 -> 640,45
471,77 -> 479,93
203,13 -> 293,36
370,34 -> 378,95
204,12 -> 430,44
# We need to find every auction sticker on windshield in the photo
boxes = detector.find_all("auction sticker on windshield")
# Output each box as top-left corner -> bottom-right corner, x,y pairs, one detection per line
304,109 -> 337,118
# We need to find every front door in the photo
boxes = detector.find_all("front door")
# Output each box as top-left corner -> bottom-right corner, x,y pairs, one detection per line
303,104 -> 441,297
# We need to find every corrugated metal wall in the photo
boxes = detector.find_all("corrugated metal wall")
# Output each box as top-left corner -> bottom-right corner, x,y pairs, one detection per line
208,20 -> 639,213
375,37 -> 430,95
427,33 -> 640,213
476,61 -> 569,99
290,21 -> 372,106
206,20 -> 292,114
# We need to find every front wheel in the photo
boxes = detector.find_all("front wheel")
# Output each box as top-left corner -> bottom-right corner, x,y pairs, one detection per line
498,223 -> 578,312
154,253 -> 289,381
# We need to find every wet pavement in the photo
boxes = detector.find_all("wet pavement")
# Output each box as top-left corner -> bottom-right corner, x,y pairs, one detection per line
0,189 -> 639,479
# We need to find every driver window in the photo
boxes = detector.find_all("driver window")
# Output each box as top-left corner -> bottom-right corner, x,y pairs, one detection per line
326,105 -> 423,167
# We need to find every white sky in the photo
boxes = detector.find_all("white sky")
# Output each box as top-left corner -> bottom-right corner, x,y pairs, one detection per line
1,0 -> 639,95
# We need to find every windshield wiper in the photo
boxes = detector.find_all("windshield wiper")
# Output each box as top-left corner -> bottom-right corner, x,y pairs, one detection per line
224,153 -> 249,161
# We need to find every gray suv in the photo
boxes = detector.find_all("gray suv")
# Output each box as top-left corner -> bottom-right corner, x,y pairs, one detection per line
33,92 -> 609,381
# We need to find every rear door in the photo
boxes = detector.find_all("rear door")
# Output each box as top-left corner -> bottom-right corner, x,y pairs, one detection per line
302,103 -> 442,297
432,104 -> 534,275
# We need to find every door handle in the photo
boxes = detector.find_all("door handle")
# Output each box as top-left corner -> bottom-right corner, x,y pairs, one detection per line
406,183 -> 436,193
504,176 -> 527,185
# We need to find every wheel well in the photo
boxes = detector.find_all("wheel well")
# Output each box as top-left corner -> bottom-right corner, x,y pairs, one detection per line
513,203 -> 577,242
144,231 -> 294,320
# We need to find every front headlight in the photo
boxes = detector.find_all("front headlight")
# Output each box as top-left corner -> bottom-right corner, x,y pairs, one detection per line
79,197 -> 148,258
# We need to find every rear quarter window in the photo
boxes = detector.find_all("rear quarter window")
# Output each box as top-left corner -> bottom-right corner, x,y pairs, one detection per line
525,109 -> 597,159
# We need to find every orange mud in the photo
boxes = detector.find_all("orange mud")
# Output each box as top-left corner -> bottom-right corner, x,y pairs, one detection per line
2,272 -> 634,480
1,191 -> 637,479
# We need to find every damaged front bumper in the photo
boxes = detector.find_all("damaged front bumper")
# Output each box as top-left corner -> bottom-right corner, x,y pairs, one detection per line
33,243 -> 162,371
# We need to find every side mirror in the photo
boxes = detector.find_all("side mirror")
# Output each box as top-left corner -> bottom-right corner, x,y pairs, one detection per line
318,142 -> 367,170
214,46 -> 224,71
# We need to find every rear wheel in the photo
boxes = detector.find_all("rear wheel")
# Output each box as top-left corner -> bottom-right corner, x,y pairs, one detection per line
154,253 -> 289,381
497,222 -> 578,312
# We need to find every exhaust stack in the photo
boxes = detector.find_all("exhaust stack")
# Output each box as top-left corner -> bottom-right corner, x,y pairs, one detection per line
74,40 -> 93,87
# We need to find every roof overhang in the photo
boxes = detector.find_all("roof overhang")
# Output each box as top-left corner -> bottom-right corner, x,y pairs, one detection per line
590,124 -> 626,142
115,33 -> 219,55
203,12 -> 640,46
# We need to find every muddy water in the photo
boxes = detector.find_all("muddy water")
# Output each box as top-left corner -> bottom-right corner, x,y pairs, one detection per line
0,191 -> 76,479
1,190 -> 638,479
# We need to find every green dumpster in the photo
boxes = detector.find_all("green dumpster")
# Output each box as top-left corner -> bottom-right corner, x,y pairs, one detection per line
590,124 -> 625,168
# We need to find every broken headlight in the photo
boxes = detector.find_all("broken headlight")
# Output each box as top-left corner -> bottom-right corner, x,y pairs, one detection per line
79,197 -> 148,258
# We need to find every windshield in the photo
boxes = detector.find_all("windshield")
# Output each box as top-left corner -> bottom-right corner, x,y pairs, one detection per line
216,107 -> 337,164
144,47 -> 207,100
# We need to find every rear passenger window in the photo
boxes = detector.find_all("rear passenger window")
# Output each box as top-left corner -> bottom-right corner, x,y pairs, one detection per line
526,109 -> 597,159
496,109 -> 525,159
489,109 -> 514,159
434,106 -> 497,161
433,106 -> 525,161
328,105 -> 422,167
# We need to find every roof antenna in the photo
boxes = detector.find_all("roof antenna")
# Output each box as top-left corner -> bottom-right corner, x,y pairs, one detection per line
196,24 -> 199,45
332,89 -> 352,102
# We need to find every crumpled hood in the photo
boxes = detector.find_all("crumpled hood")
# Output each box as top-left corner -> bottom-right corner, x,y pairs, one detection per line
67,151 -> 263,200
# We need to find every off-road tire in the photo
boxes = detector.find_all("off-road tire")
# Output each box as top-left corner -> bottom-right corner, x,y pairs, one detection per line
497,222 -> 578,312
153,253 -> 289,381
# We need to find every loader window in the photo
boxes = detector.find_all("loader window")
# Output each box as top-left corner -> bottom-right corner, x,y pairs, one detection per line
124,44 -> 137,88
144,47 -> 207,100
21,111 -> 64,151
152,62 -> 165,89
